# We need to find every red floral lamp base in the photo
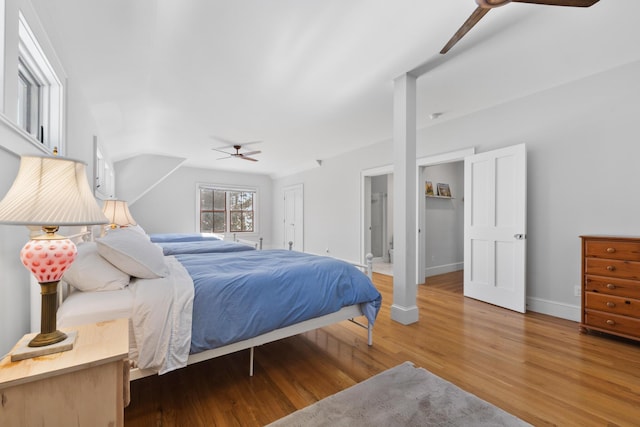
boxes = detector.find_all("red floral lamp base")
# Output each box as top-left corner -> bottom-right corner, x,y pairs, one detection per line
20,228 -> 77,347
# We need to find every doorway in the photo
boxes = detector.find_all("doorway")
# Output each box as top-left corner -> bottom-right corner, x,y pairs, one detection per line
361,165 -> 393,275
420,161 -> 464,282
417,148 -> 474,285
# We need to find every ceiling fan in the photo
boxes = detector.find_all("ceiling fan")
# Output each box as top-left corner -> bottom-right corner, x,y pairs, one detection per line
440,0 -> 600,54
212,145 -> 261,162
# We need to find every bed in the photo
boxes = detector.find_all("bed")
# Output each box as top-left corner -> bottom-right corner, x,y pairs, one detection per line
150,231 -> 263,251
148,232 -> 223,243
57,228 -> 381,380
156,239 -> 257,255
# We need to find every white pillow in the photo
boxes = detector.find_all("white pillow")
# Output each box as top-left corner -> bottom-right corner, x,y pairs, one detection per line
97,228 -> 169,279
62,242 -> 130,291
127,224 -> 150,239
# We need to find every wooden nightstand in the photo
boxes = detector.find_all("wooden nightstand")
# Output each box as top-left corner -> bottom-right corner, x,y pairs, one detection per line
0,318 -> 129,427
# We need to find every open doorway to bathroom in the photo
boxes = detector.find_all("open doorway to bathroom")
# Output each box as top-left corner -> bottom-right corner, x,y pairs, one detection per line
370,174 -> 394,275
361,165 -> 393,276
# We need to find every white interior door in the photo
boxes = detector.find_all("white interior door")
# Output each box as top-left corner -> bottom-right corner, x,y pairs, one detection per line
283,184 -> 304,250
464,144 -> 527,313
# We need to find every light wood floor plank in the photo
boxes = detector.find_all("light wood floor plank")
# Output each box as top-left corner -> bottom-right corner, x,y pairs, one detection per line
125,271 -> 640,426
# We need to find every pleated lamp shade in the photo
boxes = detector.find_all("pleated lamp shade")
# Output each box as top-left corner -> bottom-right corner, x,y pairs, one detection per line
102,199 -> 137,228
0,155 -> 108,226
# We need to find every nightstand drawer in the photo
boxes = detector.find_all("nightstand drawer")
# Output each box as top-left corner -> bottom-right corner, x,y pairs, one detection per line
585,240 -> 640,261
584,276 -> 640,299
585,292 -> 640,318
584,258 -> 640,280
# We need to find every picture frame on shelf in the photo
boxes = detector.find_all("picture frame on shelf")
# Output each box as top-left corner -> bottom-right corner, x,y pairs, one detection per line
437,183 -> 451,197
425,181 -> 434,196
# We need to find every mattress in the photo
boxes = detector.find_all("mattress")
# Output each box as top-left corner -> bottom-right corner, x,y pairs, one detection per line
148,233 -> 222,243
57,288 -> 137,358
157,239 -> 256,255
58,288 -> 132,326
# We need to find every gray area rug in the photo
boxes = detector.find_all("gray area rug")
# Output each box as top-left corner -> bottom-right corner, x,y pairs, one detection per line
267,361 -> 531,427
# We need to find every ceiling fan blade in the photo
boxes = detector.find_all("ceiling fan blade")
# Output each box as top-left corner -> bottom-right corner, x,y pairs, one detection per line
240,150 -> 261,157
239,155 -> 258,162
216,155 -> 233,160
212,147 -> 232,155
512,0 -> 598,6
440,6 -> 491,54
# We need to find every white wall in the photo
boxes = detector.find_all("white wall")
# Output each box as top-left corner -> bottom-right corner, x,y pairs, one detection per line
115,154 -> 186,203
0,147 -> 31,357
129,166 -> 273,245
273,59 -> 640,322
274,142 -> 392,262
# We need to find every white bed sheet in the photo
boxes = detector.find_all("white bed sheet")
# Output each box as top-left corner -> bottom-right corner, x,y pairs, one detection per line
57,256 -> 194,375
57,287 -> 138,359
57,288 -> 133,327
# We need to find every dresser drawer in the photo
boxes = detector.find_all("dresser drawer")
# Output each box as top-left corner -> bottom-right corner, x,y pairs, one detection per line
584,240 -> 640,261
584,310 -> 640,337
584,258 -> 640,280
585,292 -> 640,318
584,275 -> 640,299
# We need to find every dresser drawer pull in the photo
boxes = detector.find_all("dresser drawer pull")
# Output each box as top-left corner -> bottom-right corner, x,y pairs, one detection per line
606,319 -> 616,326
606,265 -> 616,271
606,302 -> 616,308
606,283 -> 616,290
606,247 -> 616,254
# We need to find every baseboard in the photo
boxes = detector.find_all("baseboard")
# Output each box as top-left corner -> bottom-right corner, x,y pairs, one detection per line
424,262 -> 463,278
391,304 -> 419,325
526,296 -> 580,322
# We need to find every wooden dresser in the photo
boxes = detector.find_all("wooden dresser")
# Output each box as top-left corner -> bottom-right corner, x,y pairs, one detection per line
581,236 -> 640,341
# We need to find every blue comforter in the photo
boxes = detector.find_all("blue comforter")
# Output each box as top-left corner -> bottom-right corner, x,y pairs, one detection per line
175,250 -> 382,354
158,240 -> 255,256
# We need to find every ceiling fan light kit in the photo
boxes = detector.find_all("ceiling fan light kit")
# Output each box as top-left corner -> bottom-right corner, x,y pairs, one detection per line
440,0 -> 600,54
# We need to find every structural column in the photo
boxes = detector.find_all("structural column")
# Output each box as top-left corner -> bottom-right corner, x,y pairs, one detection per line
391,73 -> 419,325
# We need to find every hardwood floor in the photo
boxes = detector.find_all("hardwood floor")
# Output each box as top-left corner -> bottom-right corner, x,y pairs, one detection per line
125,271 -> 640,426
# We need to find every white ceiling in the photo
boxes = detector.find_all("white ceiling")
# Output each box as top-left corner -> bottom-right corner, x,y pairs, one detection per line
30,0 -> 639,177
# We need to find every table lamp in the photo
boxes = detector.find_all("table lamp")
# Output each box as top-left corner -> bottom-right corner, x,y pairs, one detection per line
102,199 -> 136,229
0,155 -> 108,358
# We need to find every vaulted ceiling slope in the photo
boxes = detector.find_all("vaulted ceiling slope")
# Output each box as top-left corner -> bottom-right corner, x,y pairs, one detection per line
30,0 -> 639,177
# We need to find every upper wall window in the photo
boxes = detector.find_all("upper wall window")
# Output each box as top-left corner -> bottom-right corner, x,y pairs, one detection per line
17,58 -> 40,134
17,11 -> 64,152
198,185 -> 256,234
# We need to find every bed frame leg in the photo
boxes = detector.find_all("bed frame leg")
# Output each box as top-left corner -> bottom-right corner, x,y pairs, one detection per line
368,322 -> 373,346
249,347 -> 254,376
